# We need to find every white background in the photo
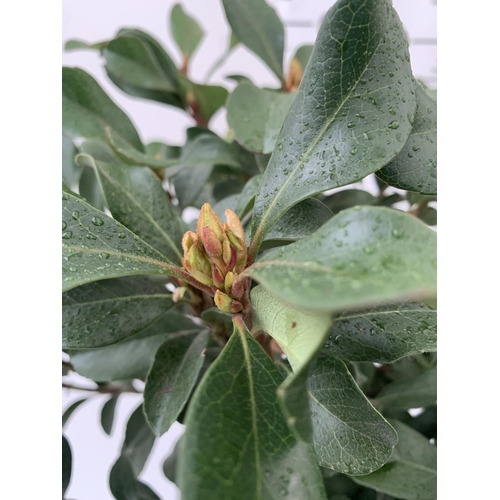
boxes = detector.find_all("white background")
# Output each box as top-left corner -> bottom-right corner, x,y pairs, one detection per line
62,1 -> 437,499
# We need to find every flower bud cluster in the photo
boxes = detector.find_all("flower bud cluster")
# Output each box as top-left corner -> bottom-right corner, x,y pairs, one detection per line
182,203 -> 247,314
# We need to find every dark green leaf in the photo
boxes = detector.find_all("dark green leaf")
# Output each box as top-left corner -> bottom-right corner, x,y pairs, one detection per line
69,313 -> 198,382
181,79 -> 228,124
234,175 -> 262,218
252,286 -> 332,369
145,141 -> 181,162
322,302 -> 437,363
227,82 -> 294,153
377,193 -> 404,207
62,67 -> 143,151
321,189 -> 376,214
103,33 -> 184,109
162,438 -> 181,484
377,84 -> 437,195
63,276 -> 174,349
122,404 -> 155,477
62,398 -> 87,427
62,435 -> 72,496
78,165 -> 106,211
109,455 -> 139,500
353,420 -> 436,500
178,319 -> 326,499
374,367 -> 437,410
173,166 -> 212,209
137,482 -> 161,500
91,158 -> 184,263
170,4 -> 204,58
62,191 -> 181,292
246,207 -> 437,313
101,396 -> 120,435
62,136 -> 83,188
409,406 -> 437,440
261,198 -> 333,250
144,331 -> 209,436
309,355 -> 397,474
418,207 -> 437,226
250,0 -> 416,254
222,0 -> 284,81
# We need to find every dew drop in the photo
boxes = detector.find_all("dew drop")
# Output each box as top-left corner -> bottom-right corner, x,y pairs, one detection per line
62,231 -> 73,240
91,216 -> 104,226
71,211 -> 80,220
62,221 -> 67,230
388,121 -> 400,130
118,233 -> 126,239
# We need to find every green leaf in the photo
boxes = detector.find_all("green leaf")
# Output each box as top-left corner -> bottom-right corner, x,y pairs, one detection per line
103,33 -> 184,109
418,207 -> 437,226
227,82 -> 294,154
261,198 -> 333,250
374,367 -> 437,411
322,302 -> 437,363
101,396 -> 120,435
62,191 -> 181,292
69,312 -> 198,381
377,193 -> 404,207
137,482 -> 161,500
62,136 -> 83,188
181,78 -> 228,124
110,455 -> 140,500
250,0 -> 416,255
173,166 -> 212,209
62,435 -> 72,496
221,0 -> 284,81
144,331 -> 209,436
308,355 -> 398,475
64,261 -> 165,316
170,4 -> 204,59
145,141 -> 181,162
178,319 -> 326,500
205,32 -> 239,80
252,286 -> 332,370
246,207 -> 437,313
122,404 -> 155,477
377,84 -> 437,195
91,158 -> 184,263
78,164 -> 106,211
353,420 -> 436,500
234,175 -> 262,218
103,128 -> 178,169
321,189 -> 376,214
62,67 -> 143,151
292,45 -> 313,73
62,398 -> 87,427
162,438 -> 181,484
212,194 -> 240,220
64,39 -> 107,51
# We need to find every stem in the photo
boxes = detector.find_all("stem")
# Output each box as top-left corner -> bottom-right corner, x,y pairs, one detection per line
62,382 -> 139,394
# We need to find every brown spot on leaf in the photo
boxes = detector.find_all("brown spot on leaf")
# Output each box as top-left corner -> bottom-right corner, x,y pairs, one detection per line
291,322 -> 297,328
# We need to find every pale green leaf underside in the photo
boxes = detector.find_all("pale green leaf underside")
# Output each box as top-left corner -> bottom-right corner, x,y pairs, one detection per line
251,0 -> 416,252
62,191 -> 178,292
246,206 -> 437,313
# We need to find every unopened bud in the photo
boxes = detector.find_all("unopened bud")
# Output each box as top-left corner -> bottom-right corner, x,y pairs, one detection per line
202,226 -> 222,258
214,290 -> 243,314
229,278 -> 245,300
197,203 -> 225,240
285,57 -> 303,93
224,271 -> 235,291
184,241 -> 213,286
226,232 -> 246,273
182,231 -> 198,254
224,209 -> 245,241
212,265 -> 225,290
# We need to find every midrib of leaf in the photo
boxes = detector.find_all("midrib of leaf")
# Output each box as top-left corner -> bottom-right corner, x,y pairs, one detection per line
395,460 -> 437,476
234,1 -> 282,80
337,309 -> 437,321
250,34 -> 385,257
239,328 -> 263,500
97,165 -> 183,261
63,293 -> 171,308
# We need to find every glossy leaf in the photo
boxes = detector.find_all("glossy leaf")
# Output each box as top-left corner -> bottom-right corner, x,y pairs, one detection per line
353,420 -> 436,500
178,319 -> 326,500
378,84 -> 437,195
309,355 -> 397,475
69,313 -> 198,382
122,404 -> 156,477
62,435 -> 72,496
144,331 -> 209,436
261,198 -> 333,250
227,82 -> 294,154
62,136 -> 83,188
170,4 -> 204,59
62,191 -> 181,292
101,396 -> 120,435
321,189 -> 376,214
322,302 -> 437,363
109,455 -> 140,500
78,164 -> 106,211
63,276 -> 174,349
91,158 -> 184,263
374,367 -> 437,410
103,33 -> 184,109
252,286 -> 332,369
250,0 -> 416,255
221,0 -> 284,81
62,398 -> 87,427
62,67 -> 143,151
246,207 -> 437,313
